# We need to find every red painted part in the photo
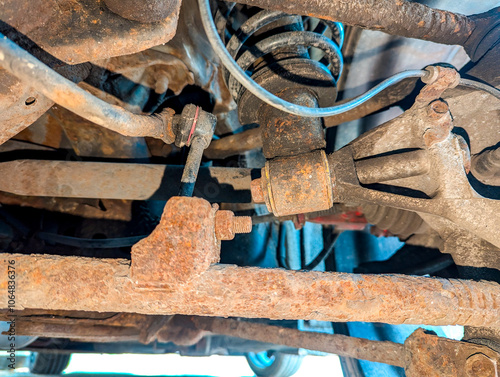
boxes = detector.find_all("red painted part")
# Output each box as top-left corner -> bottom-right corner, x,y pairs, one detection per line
308,210 -> 367,231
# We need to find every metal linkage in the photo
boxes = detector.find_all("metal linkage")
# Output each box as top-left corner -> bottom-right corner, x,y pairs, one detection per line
6,312 -> 500,375
0,34 -> 175,144
250,67 -> 500,267
194,317 -> 405,367
174,105 -> 217,197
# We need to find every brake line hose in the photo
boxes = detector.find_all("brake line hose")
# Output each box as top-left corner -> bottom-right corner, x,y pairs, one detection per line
198,0 -> 500,116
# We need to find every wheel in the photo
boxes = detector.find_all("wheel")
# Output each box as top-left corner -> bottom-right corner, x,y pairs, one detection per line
29,352 -> 71,375
245,351 -> 303,377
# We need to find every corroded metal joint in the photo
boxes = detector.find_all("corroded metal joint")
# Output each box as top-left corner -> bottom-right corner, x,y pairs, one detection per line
173,104 -> 217,148
251,150 -> 335,217
153,107 -> 177,144
405,329 -> 500,377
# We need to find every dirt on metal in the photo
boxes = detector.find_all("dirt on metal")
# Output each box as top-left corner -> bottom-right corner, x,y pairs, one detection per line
131,196 -> 220,288
405,329 -> 500,377
230,0 -> 476,47
2,0 -> 182,64
2,253 -> 500,329
194,317 -> 406,367
259,150 -> 334,217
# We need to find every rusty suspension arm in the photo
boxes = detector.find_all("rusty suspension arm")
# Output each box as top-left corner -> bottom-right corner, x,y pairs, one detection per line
194,317 -> 406,367
2,254 -> 500,329
229,0 -> 477,47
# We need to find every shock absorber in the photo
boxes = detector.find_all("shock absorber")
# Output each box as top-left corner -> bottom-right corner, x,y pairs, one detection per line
216,3 -> 344,158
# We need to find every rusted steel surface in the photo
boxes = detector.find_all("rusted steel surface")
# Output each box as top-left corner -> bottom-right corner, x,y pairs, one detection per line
405,328 -> 500,377
104,0 -> 179,23
230,0 -> 476,47
0,70 -> 54,146
0,36 -> 179,144
194,317 -> 405,367
204,128 -> 262,160
13,321 -> 141,343
131,197 -> 220,288
355,149 -> 430,185
2,0 -> 181,64
2,254 -> 500,328
2,311 -> 204,346
178,137 -> 209,197
259,150 -> 334,217
0,63 -> 90,146
0,193 -> 133,221
0,160 -> 254,203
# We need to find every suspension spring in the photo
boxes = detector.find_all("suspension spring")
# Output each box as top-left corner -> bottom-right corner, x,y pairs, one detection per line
215,3 -> 345,158
216,3 -> 344,99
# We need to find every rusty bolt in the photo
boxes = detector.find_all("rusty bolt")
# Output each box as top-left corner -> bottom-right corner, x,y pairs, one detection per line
251,178 -> 265,203
215,210 -> 252,241
465,353 -> 498,377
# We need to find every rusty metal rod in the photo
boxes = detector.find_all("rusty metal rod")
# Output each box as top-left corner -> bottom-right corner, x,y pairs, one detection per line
193,317 -> 405,367
0,34 -> 175,143
11,321 -> 141,343
229,0 -> 476,47
179,137 -> 207,197
0,160 -> 254,203
2,254 -> 500,329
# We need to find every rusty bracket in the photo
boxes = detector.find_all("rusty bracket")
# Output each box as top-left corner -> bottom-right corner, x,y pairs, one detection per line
131,196 -> 251,288
405,329 -> 500,377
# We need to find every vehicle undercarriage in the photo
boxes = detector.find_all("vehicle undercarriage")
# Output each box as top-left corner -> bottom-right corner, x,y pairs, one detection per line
1,0 -> 500,376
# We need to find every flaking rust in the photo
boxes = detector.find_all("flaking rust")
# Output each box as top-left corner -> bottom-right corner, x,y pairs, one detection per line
131,196 -> 220,288
2,253 -> 500,329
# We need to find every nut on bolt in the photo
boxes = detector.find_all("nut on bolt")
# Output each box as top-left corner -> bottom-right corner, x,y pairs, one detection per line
465,353 -> 498,377
251,178 -> 265,203
215,210 -> 252,241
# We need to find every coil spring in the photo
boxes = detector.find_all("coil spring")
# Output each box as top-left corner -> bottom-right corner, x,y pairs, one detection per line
215,3 -> 344,100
